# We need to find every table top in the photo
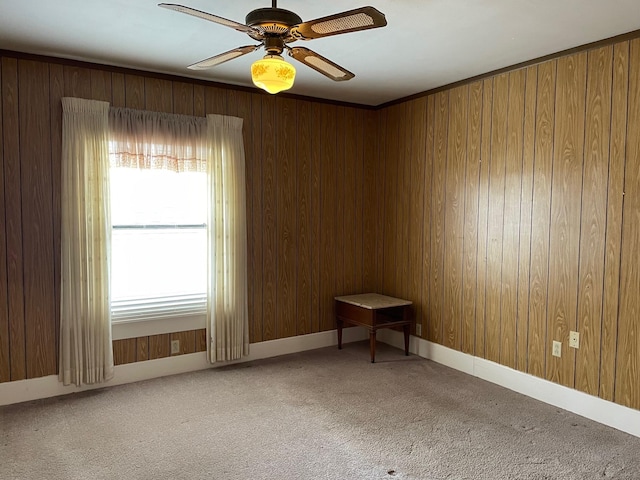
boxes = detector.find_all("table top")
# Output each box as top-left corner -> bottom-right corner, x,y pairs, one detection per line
334,293 -> 412,310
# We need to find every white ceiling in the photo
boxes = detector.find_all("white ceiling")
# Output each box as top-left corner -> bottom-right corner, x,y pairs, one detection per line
1,0 -> 639,106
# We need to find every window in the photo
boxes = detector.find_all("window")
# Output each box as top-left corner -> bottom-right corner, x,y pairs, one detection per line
62,102 -> 247,362
110,166 -> 207,321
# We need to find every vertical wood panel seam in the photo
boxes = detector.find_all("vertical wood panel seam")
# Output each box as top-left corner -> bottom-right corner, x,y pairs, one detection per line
314,105 -> 327,331
513,70 -> 527,368
380,112 -> 385,293
408,103 -> 414,306
513,72 -> 527,367
527,64 -> 547,375
261,98 -> 266,341
597,46 -> 616,397
339,106 -> 344,298
294,102 -> 299,334
497,76 -> 512,361
360,111 -> 366,290
404,105 -> 412,302
378,110 -> 383,292
318,104 -> 324,330
310,101 -> 315,332
574,52 -> 591,388
360,110 -> 364,288
273,97 -> 278,337
483,81 -> 494,354
392,107 -> 399,297
406,103 -> 412,304
473,86 -> 485,353
295,101 -> 299,334
17,62 -> 27,378
48,63 -> 59,375
441,93 -> 450,343
542,61 -> 559,376
399,104 -> 406,299
358,108 -> 364,293
0,59 -> 8,380
612,41 -> 632,403
523,67 -> 540,374
420,102 -> 427,332
246,93 -> 254,340
429,101 -> 436,338
591,45 -> 613,395
425,100 -> 434,336
460,88 -> 470,349
50,65 -> 64,374
416,104 -> 423,330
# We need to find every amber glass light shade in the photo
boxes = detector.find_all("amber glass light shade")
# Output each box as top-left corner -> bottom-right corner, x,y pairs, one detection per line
251,55 -> 296,94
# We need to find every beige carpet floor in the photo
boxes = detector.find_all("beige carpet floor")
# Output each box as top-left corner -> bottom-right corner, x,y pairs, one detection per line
1,341 -> 639,480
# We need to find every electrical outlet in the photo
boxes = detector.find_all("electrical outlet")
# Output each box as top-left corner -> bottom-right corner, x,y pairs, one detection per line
415,324 -> 422,336
552,340 -> 562,358
171,339 -> 180,355
569,331 -> 580,349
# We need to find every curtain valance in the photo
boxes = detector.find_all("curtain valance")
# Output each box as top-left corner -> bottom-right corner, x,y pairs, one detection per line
109,107 -> 207,172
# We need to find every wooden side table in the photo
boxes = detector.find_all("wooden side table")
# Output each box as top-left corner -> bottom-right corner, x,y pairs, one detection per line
335,293 -> 412,363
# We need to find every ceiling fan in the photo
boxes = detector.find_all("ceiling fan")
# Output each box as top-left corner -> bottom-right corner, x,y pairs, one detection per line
159,1 -> 387,93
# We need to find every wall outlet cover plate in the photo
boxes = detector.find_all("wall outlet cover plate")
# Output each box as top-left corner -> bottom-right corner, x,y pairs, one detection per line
569,331 -> 580,349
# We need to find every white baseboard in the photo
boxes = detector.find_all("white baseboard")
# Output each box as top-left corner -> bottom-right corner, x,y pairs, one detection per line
0,327 -> 368,407
377,329 -> 640,439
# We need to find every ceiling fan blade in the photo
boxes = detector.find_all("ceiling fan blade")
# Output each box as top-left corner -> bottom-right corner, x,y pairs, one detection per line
287,47 -> 354,82
188,45 -> 260,70
158,3 -> 257,35
290,6 -> 387,40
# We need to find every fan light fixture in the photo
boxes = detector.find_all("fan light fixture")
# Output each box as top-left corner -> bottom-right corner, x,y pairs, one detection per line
159,3 -> 388,93
251,54 -> 296,94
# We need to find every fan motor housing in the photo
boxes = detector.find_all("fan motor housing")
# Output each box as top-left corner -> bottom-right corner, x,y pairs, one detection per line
246,8 -> 302,30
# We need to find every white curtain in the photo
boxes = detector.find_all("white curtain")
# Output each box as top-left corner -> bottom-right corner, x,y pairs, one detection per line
59,97 -> 114,386
206,114 -> 249,363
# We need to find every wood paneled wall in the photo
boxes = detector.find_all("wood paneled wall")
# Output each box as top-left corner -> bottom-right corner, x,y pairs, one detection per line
113,329 -> 207,365
0,54 -> 374,382
374,39 -> 640,410
2,39 -> 639,415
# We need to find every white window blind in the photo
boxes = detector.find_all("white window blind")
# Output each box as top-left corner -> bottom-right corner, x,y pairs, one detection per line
110,167 -> 207,322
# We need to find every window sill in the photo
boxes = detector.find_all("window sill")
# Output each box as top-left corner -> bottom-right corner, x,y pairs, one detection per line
112,313 -> 206,340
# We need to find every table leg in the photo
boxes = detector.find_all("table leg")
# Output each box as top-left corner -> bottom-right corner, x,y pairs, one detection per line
403,324 -> 410,356
370,330 -> 376,363
337,318 -> 343,349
